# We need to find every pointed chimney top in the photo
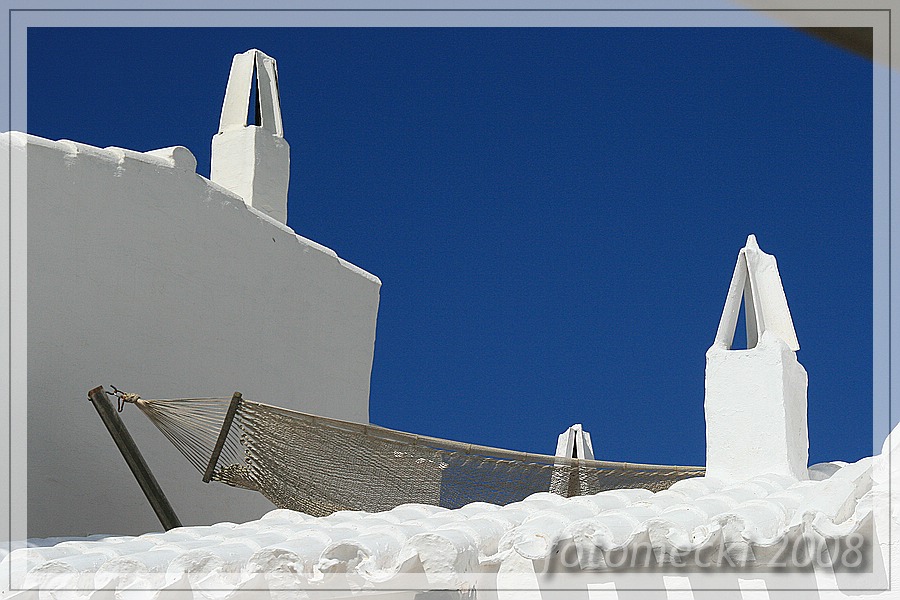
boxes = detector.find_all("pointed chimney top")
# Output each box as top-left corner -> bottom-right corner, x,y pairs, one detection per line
217,49 -> 284,136
713,235 -> 799,351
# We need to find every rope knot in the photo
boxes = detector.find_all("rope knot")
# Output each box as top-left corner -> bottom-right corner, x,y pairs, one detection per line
109,385 -> 141,412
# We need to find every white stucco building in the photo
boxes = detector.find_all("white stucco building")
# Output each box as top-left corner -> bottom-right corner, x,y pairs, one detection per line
1,49 -> 891,599
12,49 -> 381,538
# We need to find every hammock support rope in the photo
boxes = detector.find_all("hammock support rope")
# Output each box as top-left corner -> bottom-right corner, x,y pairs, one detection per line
117,390 -> 705,517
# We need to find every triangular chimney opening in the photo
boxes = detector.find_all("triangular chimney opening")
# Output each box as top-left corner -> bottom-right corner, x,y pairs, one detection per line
732,296 -> 745,350
248,61 -> 261,127
725,253 -> 759,350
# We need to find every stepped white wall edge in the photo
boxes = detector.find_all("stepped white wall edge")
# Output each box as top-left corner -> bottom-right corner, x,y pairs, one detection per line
11,132 -> 381,538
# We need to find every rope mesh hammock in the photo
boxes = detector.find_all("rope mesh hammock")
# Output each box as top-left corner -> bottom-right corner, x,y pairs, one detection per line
126,394 -> 705,517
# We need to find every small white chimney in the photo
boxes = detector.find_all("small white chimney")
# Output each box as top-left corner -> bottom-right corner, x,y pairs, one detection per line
550,424 -> 595,497
211,49 -> 290,225
705,235 -> 808,483
555,423 -> 595,460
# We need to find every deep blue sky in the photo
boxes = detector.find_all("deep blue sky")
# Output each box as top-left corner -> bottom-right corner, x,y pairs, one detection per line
27,27 -> 874,467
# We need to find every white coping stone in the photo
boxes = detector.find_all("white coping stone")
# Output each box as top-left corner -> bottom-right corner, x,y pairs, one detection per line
705,235 -> 809,483
143,146 -> 198,172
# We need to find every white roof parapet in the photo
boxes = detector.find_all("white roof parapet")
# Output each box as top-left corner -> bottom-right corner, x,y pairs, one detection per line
713,234 -> 800,351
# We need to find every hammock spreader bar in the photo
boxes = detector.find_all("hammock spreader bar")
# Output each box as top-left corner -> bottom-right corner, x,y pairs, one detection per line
202,392 -> 242,483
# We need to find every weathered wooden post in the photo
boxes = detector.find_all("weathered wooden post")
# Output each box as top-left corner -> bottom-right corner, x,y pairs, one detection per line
87,386 -> 182,530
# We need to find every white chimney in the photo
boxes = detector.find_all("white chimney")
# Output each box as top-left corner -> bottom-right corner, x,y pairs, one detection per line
704,235 -> 809,482
550,424 -> 595,497
554,423 -> 595,460
211,49 -> 290,225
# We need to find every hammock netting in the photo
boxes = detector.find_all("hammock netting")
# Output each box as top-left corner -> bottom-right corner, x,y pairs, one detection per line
130,395 -> 705,517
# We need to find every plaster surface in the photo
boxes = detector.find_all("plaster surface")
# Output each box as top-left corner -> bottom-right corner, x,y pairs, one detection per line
11,131 -> 380,537
705,331 -> 809,481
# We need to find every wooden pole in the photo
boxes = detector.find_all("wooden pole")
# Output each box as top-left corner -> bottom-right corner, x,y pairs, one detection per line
87,386 -> 182,531
202,392 -> 242,483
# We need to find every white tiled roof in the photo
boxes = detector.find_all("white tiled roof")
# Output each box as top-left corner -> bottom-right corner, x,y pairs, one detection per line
3,440 -> 887,599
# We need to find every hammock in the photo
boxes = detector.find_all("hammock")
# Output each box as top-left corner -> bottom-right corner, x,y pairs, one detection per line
125,393 -> 705,517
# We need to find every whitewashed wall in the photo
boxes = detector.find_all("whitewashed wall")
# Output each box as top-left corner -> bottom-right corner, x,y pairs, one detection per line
13,132 -> 381,538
